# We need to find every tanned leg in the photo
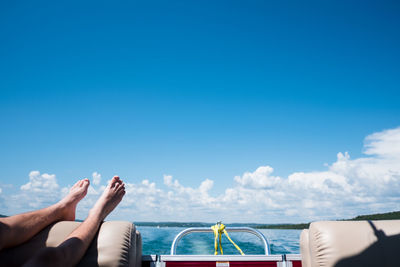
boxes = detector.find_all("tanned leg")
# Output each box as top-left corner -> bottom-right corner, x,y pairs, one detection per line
0,179 -> 90,250
24,176 -> 125,267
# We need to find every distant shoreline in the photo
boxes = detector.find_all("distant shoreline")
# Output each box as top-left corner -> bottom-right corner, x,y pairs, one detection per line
134,211 -> 400,229
134,221 -> 310,229
2,211 -> 399,229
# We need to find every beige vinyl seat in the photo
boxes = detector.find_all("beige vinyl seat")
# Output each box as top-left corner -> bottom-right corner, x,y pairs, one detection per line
0,221 -> 142,267
300,220 -> 400,267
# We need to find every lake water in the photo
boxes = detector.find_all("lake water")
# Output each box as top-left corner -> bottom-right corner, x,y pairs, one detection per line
137,226 -> 301,255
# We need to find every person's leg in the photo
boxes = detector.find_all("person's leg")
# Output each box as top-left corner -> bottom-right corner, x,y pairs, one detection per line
24,176 -> 125,267
0,179 -> 90,250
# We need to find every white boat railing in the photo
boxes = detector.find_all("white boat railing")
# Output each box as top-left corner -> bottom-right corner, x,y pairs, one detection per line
170,227 -> 271,255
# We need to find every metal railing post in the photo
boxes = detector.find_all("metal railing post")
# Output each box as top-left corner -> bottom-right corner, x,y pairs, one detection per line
170,227 -> 270,255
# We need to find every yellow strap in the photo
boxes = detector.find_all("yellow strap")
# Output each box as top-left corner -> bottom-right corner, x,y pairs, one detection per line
211,224 -> 224,255
212,224 -> 218,255
211,222 -> 244,255
222,229 -> 245,255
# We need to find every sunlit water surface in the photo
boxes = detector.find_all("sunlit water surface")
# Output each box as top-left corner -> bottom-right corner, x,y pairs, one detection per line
137,226 -> 301,255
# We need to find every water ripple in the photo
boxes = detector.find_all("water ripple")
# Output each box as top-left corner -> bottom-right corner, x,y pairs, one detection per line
137,226 -> 301,255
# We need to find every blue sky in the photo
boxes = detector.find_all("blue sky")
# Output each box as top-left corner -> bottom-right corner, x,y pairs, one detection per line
0,0 -> 400,223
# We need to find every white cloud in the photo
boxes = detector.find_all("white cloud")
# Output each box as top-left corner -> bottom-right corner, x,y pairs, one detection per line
234,166 -> 281,189
92,172 -> 101,185
2,126 -> 400,223
6,171 -> 61,212
21,171 -> 59,193
364,126 -> 400,158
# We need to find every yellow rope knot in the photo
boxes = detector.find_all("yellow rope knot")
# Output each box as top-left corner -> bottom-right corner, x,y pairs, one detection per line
211,222 -> 244,255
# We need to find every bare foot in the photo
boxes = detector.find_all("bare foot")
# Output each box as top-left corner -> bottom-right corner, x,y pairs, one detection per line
58,179 -> 90,221
89,176 -> 125,221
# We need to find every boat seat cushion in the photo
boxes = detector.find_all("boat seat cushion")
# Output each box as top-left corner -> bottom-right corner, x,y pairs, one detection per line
300,229 -> 311,267
300,220 -> 400,267
0,221 -> 141,267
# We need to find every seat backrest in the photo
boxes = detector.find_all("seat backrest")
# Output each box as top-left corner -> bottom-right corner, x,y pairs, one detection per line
0,221 -> 141,267
302,220 -> 400,267
300,229 -> 311,267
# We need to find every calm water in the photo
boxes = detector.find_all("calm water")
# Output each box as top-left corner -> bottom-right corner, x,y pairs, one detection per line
137,226 -> 301,255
